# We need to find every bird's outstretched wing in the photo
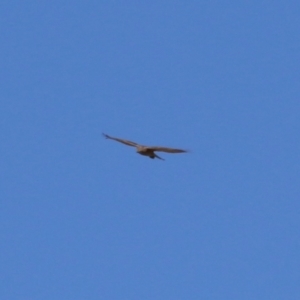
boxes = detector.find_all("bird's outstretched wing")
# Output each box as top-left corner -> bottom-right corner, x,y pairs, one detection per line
102,133 -> 140,147
147,146 -> 188,153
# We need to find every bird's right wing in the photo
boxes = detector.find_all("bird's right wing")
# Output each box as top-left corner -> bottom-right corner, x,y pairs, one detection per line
148,146 -> 188,153
102,133 -> 139,147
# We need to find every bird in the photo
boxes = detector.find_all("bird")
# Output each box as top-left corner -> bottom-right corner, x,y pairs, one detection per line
103,133 -> 188,160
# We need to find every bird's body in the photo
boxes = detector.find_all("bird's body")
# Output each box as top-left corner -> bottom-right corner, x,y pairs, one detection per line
103,133 -> 188,160
136,146 -> 162,159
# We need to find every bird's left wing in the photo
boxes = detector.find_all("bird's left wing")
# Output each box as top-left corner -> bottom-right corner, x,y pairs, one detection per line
103,133 -> 139,147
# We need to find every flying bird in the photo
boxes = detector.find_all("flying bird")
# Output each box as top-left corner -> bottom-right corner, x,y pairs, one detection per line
103,133 -> 188,160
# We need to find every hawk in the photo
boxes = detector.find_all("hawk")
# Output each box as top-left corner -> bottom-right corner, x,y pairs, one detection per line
103,133 -> 188,160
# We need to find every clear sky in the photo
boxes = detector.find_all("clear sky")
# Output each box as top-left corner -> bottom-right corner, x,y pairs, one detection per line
1,1 -> 299,299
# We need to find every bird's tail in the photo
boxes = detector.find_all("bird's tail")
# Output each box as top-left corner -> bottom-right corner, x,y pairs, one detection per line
154,153 -> 165,160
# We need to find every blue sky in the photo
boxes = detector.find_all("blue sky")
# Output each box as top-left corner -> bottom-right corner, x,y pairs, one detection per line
1,1 -> 300,299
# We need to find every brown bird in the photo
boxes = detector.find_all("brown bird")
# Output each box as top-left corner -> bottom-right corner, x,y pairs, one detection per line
103,133 -> 188,160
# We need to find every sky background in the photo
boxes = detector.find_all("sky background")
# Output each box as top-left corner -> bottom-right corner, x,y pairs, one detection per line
1,1 -> 300,299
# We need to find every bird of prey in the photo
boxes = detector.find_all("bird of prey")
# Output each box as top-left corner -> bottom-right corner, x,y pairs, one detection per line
103,133 -> 188,160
